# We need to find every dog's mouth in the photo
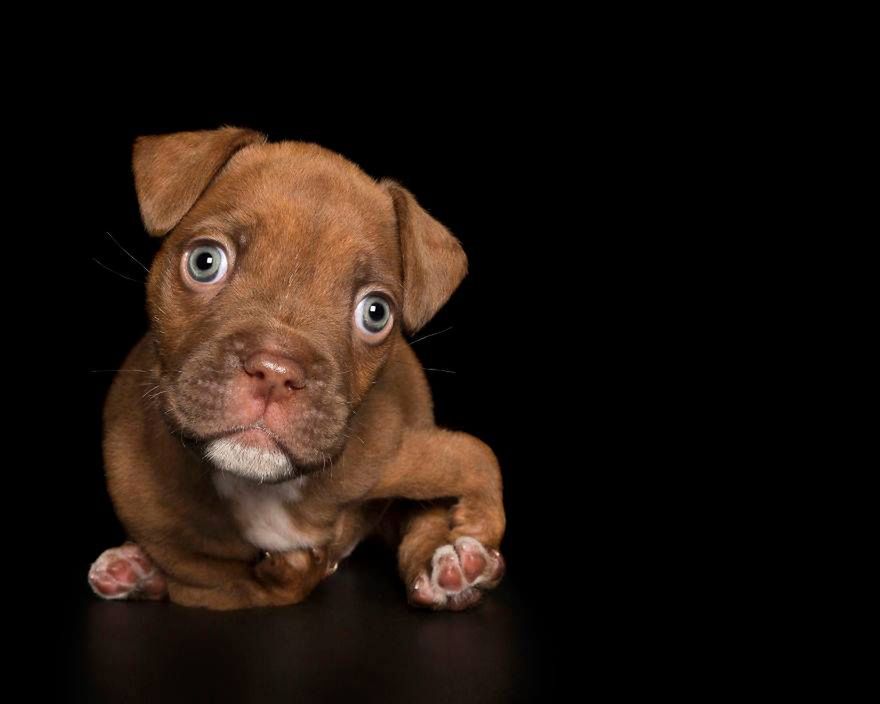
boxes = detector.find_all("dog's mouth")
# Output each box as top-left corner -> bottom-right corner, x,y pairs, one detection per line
157,358 -> 353,482
196,422 -> 308,483
225,426 -> 280,451
212,421 -> 285,450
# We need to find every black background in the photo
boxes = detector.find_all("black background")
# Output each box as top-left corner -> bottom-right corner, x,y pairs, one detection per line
36,97 -> 599,701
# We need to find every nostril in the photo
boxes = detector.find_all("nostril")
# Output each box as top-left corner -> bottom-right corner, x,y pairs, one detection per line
244,351 -> 307,396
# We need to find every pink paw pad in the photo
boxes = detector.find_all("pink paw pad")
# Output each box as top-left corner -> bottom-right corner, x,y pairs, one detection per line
410,537 -> 504,611
88,543 -> 167,601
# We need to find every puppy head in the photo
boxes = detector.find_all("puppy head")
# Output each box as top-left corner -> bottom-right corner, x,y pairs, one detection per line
133,127 -> 466,482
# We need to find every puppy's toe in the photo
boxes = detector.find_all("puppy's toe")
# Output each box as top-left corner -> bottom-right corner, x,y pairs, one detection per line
454,536 -> 504,587
454,537 -> 490,582
432,546 -> 465,591
88,543 -> 167,601
409,572 -> 439,607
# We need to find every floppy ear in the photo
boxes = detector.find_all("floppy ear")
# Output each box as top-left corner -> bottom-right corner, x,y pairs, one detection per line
383,180 -> 468,334
132,126 -> 266,236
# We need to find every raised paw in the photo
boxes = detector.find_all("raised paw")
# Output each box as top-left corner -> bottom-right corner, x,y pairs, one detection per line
88,542 -> 168,601
409,537 -> 505,611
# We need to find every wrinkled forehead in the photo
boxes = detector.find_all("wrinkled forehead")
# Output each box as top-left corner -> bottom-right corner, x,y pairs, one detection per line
179,144 -> 402,290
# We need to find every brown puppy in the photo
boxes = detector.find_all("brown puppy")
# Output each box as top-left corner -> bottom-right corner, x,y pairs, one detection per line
88,127 -> 505,611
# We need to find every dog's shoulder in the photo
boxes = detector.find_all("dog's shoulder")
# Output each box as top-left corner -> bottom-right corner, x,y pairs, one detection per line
372,335 -> 435,428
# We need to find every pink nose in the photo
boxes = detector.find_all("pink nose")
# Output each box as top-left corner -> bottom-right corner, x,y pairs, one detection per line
243,351 -> 306,402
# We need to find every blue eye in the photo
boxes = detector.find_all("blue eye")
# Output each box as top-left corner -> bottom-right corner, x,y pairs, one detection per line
355,294 -> 393,339
187,244 -> 228,283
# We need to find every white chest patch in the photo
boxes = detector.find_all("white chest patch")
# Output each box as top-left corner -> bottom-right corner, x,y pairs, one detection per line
212,472 -> 316,552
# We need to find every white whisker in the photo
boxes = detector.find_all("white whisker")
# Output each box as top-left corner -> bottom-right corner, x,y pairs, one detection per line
105,231 -> 150,273
92,257 -> 142,284
409,326 -> 453,346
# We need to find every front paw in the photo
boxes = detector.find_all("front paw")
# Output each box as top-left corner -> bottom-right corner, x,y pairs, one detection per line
88,543 -> 168,601
409,537 -> 505,611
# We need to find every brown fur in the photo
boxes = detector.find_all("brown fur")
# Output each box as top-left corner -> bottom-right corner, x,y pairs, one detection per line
100,127 -> 505,610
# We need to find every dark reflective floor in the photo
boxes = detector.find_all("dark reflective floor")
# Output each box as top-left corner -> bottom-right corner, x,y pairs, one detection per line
60,542 -> 553,703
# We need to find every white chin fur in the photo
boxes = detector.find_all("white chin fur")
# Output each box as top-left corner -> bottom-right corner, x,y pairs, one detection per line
205,437 -> 294,482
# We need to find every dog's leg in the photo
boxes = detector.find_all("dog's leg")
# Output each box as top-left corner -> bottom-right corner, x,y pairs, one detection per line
164,546 -> 331,610
367,428 -> 506,610
89,541 -> 329,610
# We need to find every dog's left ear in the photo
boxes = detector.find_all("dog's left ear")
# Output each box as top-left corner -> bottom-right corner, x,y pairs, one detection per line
383,180 -> 468,334
133,126 -> 266,236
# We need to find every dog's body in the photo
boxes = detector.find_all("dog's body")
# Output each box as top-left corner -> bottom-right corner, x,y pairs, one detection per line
88,128 -> 505,610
